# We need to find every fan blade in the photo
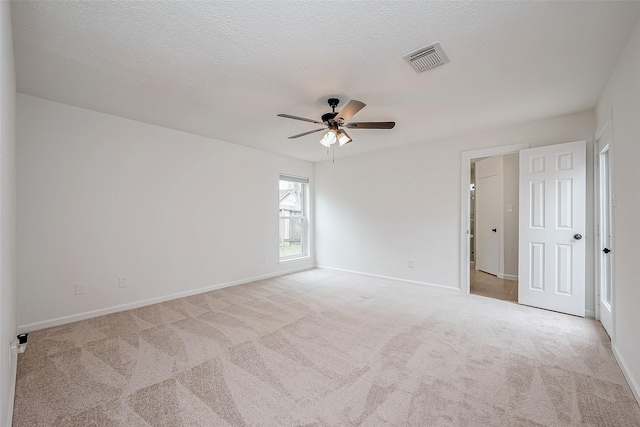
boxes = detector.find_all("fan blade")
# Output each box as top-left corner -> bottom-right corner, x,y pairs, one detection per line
345,121 -> 395,129
288,128 -> 326,139
334,100 -> 366,123
278,114 -> 324,125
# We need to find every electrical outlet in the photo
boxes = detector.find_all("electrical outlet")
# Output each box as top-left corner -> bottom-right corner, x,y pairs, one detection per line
75,283 -> 86,295
507,204 -> 514,213
119,277 -> 127,288
408,260 -> 414,268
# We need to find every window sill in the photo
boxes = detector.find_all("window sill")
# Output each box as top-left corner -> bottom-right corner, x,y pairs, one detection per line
279,255 -> 310,264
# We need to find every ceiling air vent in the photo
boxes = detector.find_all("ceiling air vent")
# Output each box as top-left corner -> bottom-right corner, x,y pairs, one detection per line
403,42 -> 449,73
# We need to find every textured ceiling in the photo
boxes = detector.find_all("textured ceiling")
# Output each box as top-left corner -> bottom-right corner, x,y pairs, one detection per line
11,1 -> 640,162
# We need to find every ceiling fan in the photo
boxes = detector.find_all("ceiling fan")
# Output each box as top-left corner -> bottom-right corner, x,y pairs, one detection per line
277,98 -> 395,148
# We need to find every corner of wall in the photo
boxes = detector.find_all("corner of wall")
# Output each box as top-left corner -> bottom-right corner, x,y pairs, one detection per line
1,0 -> 18,424
595,13 -> 640,408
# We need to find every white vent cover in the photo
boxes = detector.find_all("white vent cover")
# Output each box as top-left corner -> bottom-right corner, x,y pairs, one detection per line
403,42 -> 449,73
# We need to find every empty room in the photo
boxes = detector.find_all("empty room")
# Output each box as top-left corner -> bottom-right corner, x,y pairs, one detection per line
2,1 -> 640,426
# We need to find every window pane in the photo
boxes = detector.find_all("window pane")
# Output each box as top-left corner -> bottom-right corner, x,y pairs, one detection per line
279,217 -> 303,257
279,178 -> 306,259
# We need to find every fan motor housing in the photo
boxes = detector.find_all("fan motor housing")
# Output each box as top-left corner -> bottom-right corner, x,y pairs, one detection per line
321,112 -> 338,123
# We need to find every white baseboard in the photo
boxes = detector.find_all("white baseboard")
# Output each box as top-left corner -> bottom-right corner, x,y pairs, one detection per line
612,344 -> 640,406
585,309 -> 595,318
316,265 -> 460,294
497,273 -> 518,281
17,266 -> 313,333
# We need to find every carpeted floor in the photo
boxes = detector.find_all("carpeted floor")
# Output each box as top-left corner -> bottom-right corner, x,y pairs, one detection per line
13,269 -> 640,426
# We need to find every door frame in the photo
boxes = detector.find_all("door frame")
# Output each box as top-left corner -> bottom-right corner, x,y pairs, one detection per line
460,143 -> 529,294
594,119 -> 615,336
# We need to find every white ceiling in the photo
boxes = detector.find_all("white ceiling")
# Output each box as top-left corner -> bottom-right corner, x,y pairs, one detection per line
11,1 -> 640,162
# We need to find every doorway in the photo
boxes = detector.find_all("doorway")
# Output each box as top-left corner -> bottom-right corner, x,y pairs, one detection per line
469,154 -> 520,302
463,141 -> 589,318
460,143 -> 529,296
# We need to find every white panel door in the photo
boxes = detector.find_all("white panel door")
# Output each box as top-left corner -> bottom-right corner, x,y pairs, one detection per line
519,141 -> 586,316
476,174 -> 501,275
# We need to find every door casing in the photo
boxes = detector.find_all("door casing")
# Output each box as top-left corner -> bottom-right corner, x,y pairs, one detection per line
595,120 -> 614,337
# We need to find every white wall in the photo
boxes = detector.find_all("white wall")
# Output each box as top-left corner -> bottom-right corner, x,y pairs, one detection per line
0,1 -> 17,425
596,18 -> 640,402
315,111 -> 595,306
17,94 -> 314,330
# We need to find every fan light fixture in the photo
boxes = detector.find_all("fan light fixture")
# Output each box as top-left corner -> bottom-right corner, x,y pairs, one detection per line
319,129 -> 337,147
320,126 -> 352,148
337,129 -> 352,146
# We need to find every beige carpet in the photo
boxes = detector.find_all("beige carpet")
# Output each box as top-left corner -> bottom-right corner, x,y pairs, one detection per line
13,269 -> 640,426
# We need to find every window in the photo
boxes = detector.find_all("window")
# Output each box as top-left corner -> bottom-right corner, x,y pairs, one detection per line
279,175 -> 309,260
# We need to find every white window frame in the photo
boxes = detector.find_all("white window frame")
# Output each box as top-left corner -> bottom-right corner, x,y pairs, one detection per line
279,174 -> 309,261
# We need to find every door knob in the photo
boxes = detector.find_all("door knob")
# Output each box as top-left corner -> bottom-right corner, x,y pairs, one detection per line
491,228 -> 497,232
573,234 -> 582,240
603,248 -> 611,254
